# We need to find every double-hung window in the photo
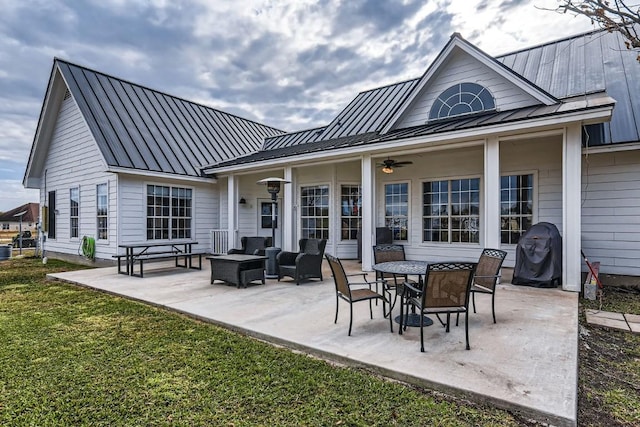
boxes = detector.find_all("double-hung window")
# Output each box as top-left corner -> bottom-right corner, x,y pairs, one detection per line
146,185 -> 192,240
300,185 -> 329,240
340,185 -> 361,240
384,183 -> 409,241
422,178 -> 480,243
500,174 -> 533,244
70,187 -> 79,238
96,184 -> 108,240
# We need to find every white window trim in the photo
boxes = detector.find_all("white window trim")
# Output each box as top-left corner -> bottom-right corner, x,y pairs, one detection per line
298,182 -> 331,242
499,170 -> 538,247
96,182 -> 109,243
338,182 -> 362,243
382,180 -> 411,243
420,174 -> 482,246
144,181 -> 196,241
69,186 -> 80,240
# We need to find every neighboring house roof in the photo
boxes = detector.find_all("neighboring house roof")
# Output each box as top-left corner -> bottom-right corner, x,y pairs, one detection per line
206,29 -> 629,172
24,59 -> 284,184
0,203 -> 39,223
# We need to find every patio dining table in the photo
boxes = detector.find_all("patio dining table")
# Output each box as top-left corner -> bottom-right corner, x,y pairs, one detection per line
372,260 -> 433,329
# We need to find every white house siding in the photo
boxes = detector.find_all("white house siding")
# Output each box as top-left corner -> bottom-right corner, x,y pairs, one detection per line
581,149 -> 640,276
397,50 -> 540,129
117,174 -> 219,254
40,94 -> 117,260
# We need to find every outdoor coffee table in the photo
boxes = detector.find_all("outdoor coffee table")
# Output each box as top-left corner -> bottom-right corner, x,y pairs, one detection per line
372,260 -> 433,329
207,254 -> 267,288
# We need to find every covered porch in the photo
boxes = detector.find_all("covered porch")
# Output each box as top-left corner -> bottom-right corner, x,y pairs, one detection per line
49,260 -> 579,427
219,123 -> 586,291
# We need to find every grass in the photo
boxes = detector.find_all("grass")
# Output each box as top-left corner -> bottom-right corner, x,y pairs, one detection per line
578,286 -> 640,427
0,257 -> 529,426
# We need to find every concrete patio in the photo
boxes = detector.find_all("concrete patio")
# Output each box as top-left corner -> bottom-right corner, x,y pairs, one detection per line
48,259 -> 578,427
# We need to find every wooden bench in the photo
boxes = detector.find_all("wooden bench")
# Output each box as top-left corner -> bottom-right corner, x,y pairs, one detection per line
114,248 -> 203,277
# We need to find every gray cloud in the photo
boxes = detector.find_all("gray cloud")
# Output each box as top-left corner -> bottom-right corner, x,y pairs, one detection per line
0,0 -> 596,211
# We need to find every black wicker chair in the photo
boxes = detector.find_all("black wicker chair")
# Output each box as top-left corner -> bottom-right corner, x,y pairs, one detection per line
402,262 -> 476,352
326,254 -> 391,336
228,236 -> 272,256
277,238 -> 327,285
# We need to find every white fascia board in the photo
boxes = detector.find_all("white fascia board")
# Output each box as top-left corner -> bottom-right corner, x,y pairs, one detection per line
582,141 -> 640,154
381,36 -> 557,134
22,65 -> 65,187
107,166 -> 217,183
209,105 -> 613,175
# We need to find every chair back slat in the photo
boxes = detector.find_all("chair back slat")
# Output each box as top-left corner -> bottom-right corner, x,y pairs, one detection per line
373,244 -> 406,263
475,249 -> 507,289
422,262 -> 476,309
325,254 -> 350,297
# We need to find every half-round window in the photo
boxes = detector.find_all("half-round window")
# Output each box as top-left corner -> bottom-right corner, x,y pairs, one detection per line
429,83 -> 495,121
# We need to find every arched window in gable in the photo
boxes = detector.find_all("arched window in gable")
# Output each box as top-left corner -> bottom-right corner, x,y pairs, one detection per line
429,82 -> 495,121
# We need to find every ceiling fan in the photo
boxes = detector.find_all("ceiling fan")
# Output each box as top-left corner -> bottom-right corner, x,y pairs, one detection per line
377,157 -> 413,174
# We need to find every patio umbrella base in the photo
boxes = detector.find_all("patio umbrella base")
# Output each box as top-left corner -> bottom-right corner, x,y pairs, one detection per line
394,313 -> 434,327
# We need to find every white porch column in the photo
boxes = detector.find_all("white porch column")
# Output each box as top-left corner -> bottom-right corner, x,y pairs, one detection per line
361,154 -> 375,270
283,166 -> 294,252
227,174 -> 238,250
563,124 -> 582,291
484,137 -> 501,249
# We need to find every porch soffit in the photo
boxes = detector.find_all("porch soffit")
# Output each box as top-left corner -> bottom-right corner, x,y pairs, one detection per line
202,92 -> 614,175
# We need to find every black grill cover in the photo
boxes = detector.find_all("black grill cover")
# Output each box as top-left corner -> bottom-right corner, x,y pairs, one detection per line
512,222 -> 562,287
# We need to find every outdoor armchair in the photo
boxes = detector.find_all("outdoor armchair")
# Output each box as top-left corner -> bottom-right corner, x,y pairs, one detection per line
277,238 -> 327,285
402,262 -> 476,352
228,236 -> 272,256
470,248 -> 507,323
326,254 -> 392,336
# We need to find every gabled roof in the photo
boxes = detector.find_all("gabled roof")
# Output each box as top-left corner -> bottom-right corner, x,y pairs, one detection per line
381,33 -> 559,134
24,59 -> 284,184
0,203 -> 39,223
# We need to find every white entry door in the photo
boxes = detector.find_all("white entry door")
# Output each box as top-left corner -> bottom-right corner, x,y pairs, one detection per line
257,198 -> 281,247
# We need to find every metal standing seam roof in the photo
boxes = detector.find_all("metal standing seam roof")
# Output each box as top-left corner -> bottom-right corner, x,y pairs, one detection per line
56,59 -> 284,177
209,92 -> 614,169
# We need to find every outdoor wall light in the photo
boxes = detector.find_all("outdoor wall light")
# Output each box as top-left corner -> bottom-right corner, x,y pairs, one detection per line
239,197 -> 247,205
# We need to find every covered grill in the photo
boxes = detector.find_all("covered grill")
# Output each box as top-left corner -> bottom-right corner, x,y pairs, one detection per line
512,222 -> 562,287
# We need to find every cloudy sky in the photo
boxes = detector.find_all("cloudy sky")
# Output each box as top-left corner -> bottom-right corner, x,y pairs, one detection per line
0,0 -> 595,212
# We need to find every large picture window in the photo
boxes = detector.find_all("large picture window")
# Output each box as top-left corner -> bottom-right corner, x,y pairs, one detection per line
423,178 -> 480,243
96,184 -> 108,240
146,185 -> 192,240
384,183 -> 408,241
70,187 -> 79,238
501,174 -> 533,244
300,185 -> 329,240
340,185 -> 361,240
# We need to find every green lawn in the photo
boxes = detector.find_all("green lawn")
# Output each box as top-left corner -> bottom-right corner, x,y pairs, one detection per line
0,258 -> 527,426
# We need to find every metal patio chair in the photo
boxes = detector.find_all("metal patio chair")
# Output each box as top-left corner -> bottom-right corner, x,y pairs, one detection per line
403,262 -> 476,352
470,248 -> 508,323
326,254 -> 392,336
